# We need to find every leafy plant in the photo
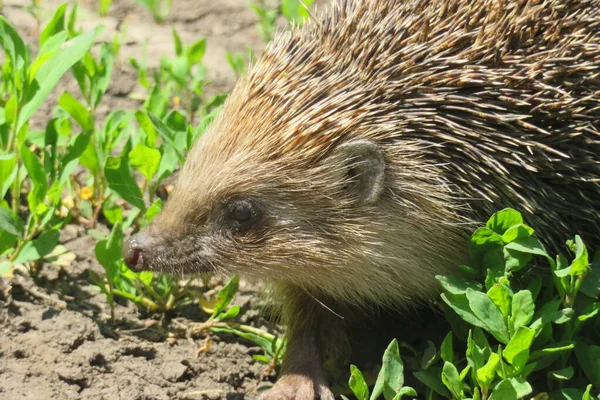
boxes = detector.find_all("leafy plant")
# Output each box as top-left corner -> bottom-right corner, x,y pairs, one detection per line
349,209 -> 599,400
0,5 -> 98,272
192,275 -> 287,370
250,1 -> 278,42
226,48 -> 256,78
343,339 -> 418,400
98,0 -> 112,16
134,0 -> 173,23
250,0 -> 315,43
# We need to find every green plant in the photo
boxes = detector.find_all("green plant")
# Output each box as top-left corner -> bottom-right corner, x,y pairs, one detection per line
226,47 -> 256,78
343,339 -> 417,400
192,275 -> 287,370
0,5 -> 98,273
98,0 -> 112,16
250,1 -> 278,42
130,28 -> 221,122
348,209 -> 599,400
250,0 -> 315,43
134,0 -> 173,23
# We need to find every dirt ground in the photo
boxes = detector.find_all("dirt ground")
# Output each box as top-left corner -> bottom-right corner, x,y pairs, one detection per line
0,0 -> 300,399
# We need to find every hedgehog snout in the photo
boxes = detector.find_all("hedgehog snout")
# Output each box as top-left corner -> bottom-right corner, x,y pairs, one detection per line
123,231 -> 154,272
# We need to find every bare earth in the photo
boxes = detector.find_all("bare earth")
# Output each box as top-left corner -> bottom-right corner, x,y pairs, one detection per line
0,0 -> 289,399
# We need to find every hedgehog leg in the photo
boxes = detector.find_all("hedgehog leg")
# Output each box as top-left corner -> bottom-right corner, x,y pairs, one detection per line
258,286 -> 336,400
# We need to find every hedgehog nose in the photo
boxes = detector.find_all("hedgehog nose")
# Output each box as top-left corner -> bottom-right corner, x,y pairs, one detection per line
123,232 -> 149,271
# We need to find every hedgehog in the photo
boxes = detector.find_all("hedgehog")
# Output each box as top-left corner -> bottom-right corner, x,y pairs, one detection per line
124,0 -> 600,398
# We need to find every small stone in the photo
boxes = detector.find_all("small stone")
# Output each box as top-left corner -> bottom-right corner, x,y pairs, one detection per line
161,361 -> 189,382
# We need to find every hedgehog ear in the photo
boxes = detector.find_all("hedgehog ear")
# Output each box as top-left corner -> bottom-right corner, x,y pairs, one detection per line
332,139 -> 385,205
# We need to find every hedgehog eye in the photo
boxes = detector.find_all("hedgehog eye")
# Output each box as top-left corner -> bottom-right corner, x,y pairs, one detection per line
226,199 -> 261,229
232,204 -> 252,222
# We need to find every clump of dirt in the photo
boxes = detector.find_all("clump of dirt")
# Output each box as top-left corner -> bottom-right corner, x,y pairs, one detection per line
0,0 -> 288,398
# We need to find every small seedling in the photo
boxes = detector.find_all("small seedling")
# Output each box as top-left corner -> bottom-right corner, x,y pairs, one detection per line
134,0 -> 173,23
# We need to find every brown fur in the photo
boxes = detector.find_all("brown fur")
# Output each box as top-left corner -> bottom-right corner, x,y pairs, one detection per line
126,0 -> 600,398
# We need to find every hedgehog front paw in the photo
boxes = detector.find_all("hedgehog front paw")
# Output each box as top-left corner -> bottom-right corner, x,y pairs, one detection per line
258,373 -> 334,400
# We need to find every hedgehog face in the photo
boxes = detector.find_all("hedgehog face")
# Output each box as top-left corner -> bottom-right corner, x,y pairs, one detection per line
122,136 -> 391,287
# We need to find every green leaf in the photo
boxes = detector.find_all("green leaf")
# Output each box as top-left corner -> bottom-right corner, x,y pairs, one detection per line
216,305 -> 241,321
253,355 -> 270,364
0,16 -> 28,70
441,362 -> 463,399
507,377 -> 532,398
551,308 -> 574,324
501,224 -> 534,243
102,201 -> 123,225
0,153 -> 17,199
167,56 -> 189,86
18,27 -> 100,132
370,339 -> 405,400
172,27 -> 183,56
504,247 -> 533,273
530,341 -> 575,362
487,284 -> 511,319
466,288 -> 510,344
211,275 -> 239,319
580,259 -> 600,298
502,326 -> 535,371
59,131 -> 93,185
21,145 -> 48,211
441,292 -> 487,329
583,384 -> 594,400
420,341 -> 437,370
147,112 -> 185,163
349,365 -> 369,400
95,222 -> 123,282
510,290 -> 534,332
489,380 -> 517,400
281,0 -> 314,24
145,198 -> 162,223
529,298 -> 562,332
0,207 -> 23,237
577,302 -> 600,324
90,42 -> 114,108
469,227 -> 505,268
574,343 -> 600,388
139,270 -> 153,287
440,332 -> 454,364
187,38 -> 206,65
549,366 -> 574,381
437,274 -> 482,295
13,229 -> 60,263
39,3 -> 68,47
104,155 -> 146,211
67,2 -> 79,36
504,237 -> 551,259
135,110 -> 158,147
476,352 -> 500,387
569,235 -> 589,276
486,209 -> 523,236
413,369 -> 450,397
144,86 -> 169,118
58,91 -> 94,130
392,387 -> 417,400
129,142 -> 161,182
